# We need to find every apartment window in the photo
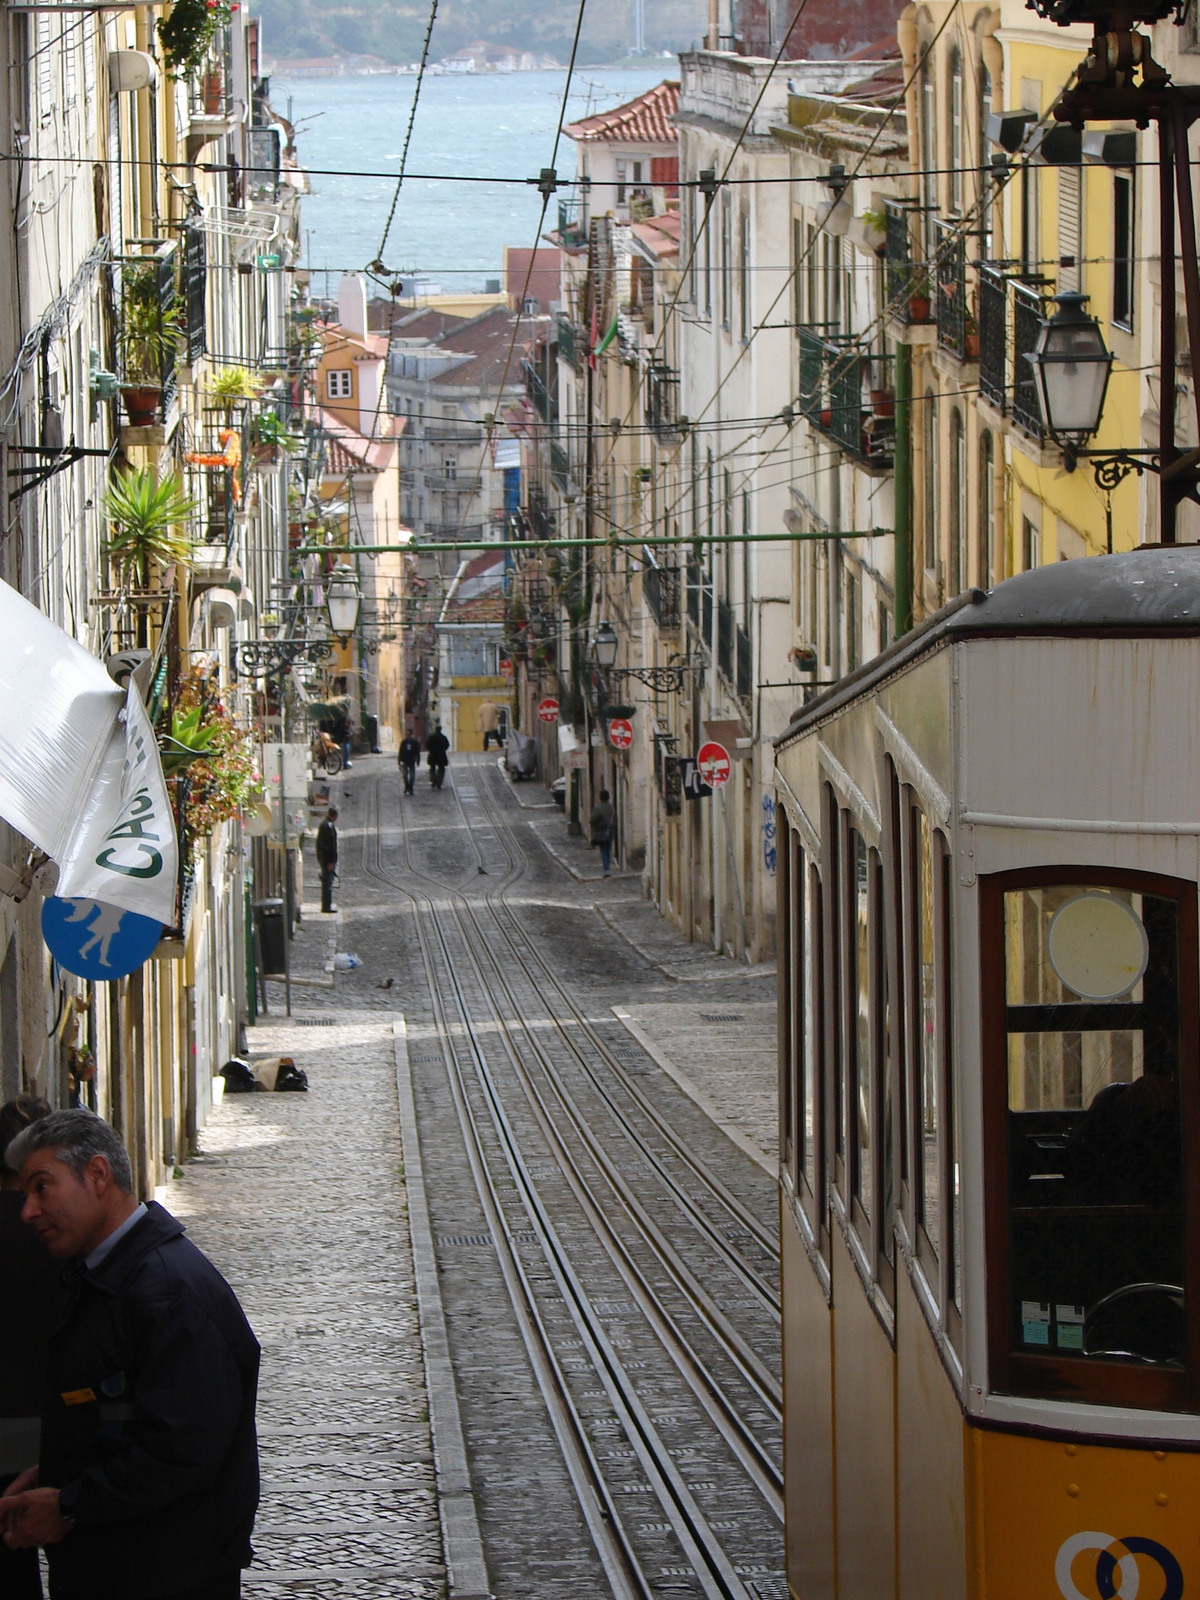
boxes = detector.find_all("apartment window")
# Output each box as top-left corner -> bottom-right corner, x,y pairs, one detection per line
793,218 -> 804,328
949,407 -> 966,594
11,14 -> 30,137
923,389 -> 937,572
979,65 -> 994,257
823,232 -> 841,330
721,192 -> 732,329
846,569 -> 862,672
704,196 -> 713,318
328,369 -> 352,399
949,49 -> 964,215
64,22 -> 78,106
1058,165 -> 1083,294
686,187 -> 696,302
739,209 -> 751,341
36,13 -> 53,122
979,429 -> 995,588
444,458 -> 456,480
806,223 -> 818,325
1023,513 -> 1040,571
723,468 -> 733,597
1020,83 -> 1042,275
1113,170 -> 1135,330
742,490 -> 751,631
921,60 -> 937,258
616,160 -> 627,204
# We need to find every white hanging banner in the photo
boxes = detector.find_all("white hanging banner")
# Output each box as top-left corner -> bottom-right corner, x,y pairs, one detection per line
56,681 -> 178,924
0,581 -> 178,926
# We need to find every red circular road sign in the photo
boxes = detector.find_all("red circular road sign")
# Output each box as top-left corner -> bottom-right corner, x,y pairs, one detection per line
537,697 -> 560,724
697,740 -> 731,786
607,717 -> 634,750
499,658 -> 514,679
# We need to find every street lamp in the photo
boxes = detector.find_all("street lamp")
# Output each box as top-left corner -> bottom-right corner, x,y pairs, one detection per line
326,567 -> 361,640
593,620 -> 619,669
1026,293 -> 1113,452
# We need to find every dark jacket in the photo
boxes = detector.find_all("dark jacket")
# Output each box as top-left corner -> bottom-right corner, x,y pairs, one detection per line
0,1192 -> 68,1475
426,731 -> 450,766
315,818 -> 338,867
41,1203 -> 260,1599
398,737 -> 421,768
589,800 -> 616,843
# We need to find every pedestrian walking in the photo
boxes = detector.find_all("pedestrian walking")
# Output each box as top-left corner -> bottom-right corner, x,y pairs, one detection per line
0,1110 -> 260,1600
426,725 -> 449,790
0,1095 -> 58,1600
476,699 -> 504,751
398,730 -> 421,796
590,788 -> 616,877
316,806 -> 338,913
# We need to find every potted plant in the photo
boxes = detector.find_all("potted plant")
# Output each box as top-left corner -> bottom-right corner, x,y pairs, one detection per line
158,0 -> 235,78
209,365 -> 261,412
250,411 -> 303,467
102,468 -> 196,646
907,272 -> 932,324
859,207 -> 888,257
964,307 -> 980,361
120,264 -> 178,427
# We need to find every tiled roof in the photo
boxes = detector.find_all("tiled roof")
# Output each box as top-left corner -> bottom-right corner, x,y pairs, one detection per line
439,549 -> 507,625
318,405 -> 400,474
564,79 -> 680,146
632,211 -> 681,261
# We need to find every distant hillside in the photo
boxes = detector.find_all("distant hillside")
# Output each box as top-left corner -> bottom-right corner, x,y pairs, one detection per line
250,0 -> 706,66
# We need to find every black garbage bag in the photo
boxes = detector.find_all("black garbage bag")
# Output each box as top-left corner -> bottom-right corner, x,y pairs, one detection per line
220,1059 -> 260,1093
276,1059 -> 309,1092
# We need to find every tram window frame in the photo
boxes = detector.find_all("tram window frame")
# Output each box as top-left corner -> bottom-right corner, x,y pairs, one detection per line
823,784 -> 845,1195
849,829 -> 874,1241
778,814 -> 795,1179
805,861 -> 826,1243
790,828 -> 805,1184
980,865 -> 1200,1412
880,759 -> 905,1298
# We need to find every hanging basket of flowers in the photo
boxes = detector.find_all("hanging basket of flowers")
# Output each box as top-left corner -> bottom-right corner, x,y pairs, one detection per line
158,0 -> 238,79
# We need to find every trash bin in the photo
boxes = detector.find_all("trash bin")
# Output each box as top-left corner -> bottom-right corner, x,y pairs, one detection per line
253,899 -> 286,975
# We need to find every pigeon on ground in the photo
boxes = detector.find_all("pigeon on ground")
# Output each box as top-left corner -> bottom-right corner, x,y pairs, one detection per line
376,978 -> 394,990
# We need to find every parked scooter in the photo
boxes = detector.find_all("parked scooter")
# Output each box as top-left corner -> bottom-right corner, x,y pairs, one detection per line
312,730 -> 342,776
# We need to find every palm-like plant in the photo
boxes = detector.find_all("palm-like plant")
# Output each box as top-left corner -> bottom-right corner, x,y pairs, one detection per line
158,705 -> 222,779
103,468 -> 197,589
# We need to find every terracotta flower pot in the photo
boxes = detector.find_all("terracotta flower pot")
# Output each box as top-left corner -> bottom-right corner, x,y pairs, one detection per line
965,331 -> 980,361
203,72 -> 223,115
122,386 -> 160,427
819,407 -> 832,430
870,389 -> 895,419
908,294 -> 930,324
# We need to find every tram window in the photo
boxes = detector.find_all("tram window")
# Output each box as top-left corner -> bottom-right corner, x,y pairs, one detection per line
789,828 -> 804,1178
826,791 -> 845,1182
878,848 -> 896,1282
889,761 -> 907,1204
779,817 -> 795,1177
805,864 -> 822,1211
987,877 -> 1195,1408
913,806 -> 940,1264
851,832 -> 873,1232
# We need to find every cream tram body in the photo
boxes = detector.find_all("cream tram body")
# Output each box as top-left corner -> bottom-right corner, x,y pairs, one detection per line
772,550 -> 1200,1600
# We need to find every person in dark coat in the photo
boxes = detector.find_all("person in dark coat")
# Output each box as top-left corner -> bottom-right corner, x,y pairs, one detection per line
0,1110 -> 260,1600
398,731 -> 421,796
315,806 -> 338,913
589,788 -> 616,876
0,1095 -> 60,1600
426,726 -> 449,790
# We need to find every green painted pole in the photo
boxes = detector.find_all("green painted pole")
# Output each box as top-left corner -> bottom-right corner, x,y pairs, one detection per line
893,342 -> 913,637
297,529 -> 894,557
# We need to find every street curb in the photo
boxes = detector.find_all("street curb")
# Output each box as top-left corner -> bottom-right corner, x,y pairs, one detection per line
610,1006 -> 777,1179
392,1016 -> 492,1600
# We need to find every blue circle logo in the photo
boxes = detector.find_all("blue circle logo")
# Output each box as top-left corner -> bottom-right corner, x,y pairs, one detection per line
1057,1532 -> 1183,1600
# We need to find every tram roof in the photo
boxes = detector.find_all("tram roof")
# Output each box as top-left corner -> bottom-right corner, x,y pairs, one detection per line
776,545 -> 1200,748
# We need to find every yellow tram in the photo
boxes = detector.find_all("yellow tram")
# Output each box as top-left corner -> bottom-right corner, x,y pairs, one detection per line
772,549 -> 1200,1600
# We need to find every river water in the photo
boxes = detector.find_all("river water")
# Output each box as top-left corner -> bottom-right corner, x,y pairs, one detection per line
270,65 -> 675,292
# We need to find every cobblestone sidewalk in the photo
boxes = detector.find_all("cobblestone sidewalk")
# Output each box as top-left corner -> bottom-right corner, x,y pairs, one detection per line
170,1009 -> 443,1598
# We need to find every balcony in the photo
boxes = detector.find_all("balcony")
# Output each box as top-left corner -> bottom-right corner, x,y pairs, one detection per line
114,242 -> 181,437
527,486 -> 556,541
550,439 -> 571,492
935,218 -> 967,360
978,264 -> 1006,412
643,550 -> 680,630
884,200 -> 933,327
557,197 -> 587,249
647,359 -> 683,445
798,331 -> 895,472
523,357 -> 557,427
558,315 -> 584,374
1011,281 -> 1047,443
424,425 -> 483,444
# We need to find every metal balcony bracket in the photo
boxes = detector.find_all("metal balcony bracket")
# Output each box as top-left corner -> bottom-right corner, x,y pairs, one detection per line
235,637 -> 333,676
7,442 -> 114,502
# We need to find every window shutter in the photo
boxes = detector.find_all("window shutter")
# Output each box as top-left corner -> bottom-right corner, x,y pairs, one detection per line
36,16 -> 53,120
1057,167 -> 1082,293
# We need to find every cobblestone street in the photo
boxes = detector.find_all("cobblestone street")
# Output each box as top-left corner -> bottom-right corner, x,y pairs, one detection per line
170,754 -> 781,1598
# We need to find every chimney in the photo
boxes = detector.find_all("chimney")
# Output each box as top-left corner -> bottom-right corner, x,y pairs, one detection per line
337,273 -> 368,337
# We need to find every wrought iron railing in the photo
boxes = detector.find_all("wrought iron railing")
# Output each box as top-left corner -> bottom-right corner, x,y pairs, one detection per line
884,199 -> 931,325
114,241 -> 180,429
799,333 -> 894,469
647,359 -> 682,442
550,439 -> 570,491
935,218 -> 966,359
644,550 -> 680,630
798,326 -> 825,422
978,263 -> 1006,412
1011,280 -> 1046,442
558,315 -> 583,374
523,359 -> 552,424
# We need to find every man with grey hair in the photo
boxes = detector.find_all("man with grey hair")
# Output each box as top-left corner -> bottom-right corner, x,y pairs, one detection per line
0,1109 -> 260,1599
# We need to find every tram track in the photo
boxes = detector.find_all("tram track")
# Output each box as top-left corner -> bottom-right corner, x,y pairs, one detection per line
364,767 -> 785,1599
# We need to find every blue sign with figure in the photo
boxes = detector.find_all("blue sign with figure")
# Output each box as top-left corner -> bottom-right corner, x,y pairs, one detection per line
42,896 -> 163,980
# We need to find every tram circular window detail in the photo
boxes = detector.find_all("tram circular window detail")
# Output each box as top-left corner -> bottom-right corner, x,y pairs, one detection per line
1046,892 -> 1149,1001
1002,884 -> 1184,1387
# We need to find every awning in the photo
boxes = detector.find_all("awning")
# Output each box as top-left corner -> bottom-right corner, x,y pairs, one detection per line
492,437 -> 521,470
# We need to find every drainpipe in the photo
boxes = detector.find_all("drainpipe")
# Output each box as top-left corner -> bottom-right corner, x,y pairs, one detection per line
894,341 -> 913,636
708,0 -> 719,50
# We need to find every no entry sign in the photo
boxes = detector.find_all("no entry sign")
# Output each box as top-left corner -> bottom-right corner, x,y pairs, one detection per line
608,717 -> 634,750
537,697 -> 559,724
697,740 -> 731,787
